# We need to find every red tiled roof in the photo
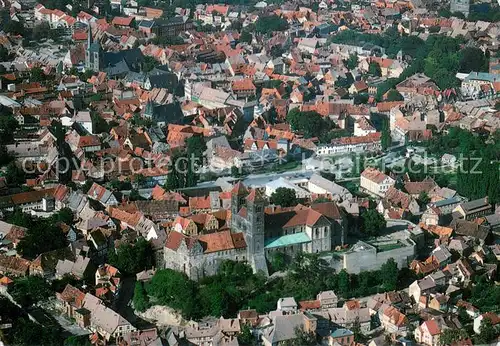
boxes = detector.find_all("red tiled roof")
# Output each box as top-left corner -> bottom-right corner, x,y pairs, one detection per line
232,78 -> 256,91
361,167 -> 390,184
231,181 -> 248,195
199,230 -> 246,253
423,320 -> 441,336
189,196 -> 211,210
112,16 -> 133,26
299,299 -> 321,310
165,231 -> 187,251
283,209 -> 323,228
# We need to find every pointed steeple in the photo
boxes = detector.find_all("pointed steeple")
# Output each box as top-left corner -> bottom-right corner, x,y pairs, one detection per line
87,24 -> 92,49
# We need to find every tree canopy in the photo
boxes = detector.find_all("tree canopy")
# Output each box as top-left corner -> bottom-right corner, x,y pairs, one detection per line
108,237 -> 154,275
255,15 -> 289,33
287,108 -> 332,139
270,187 -> 298,207
386,89 -> 404,101
360,209 -> 386,237
8,276 -> 53,308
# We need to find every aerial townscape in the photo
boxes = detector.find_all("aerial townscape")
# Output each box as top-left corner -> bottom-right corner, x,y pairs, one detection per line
0,0 -> 499,344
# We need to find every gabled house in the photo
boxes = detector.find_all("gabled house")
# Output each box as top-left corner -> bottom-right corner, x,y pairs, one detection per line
87,183 -> 118,207
415,320 -> 441,346
380,306 -> 408,336
453,198 -> 492,220
360,167 -> 395,197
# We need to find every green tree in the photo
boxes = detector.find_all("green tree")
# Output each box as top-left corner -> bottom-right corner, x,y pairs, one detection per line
361,209 -> 386,236
255,15 -> 288,33
289,327 -> 317,346
3,19 -> 25,36
381,118 -> 391,150
17,221 -> 68,260
238,324 -> 255,345
418,191 -> 430,206
239,30 -> 252,44
147,269 -> 200,319
231,165 -> 242,177
0,114 -> 19,145
5,162 -> 26,186
142,56 -> 160,72
12,318 -> 61,346
439,328 -> 469,345
270,187 -> 298,207
287,108 -> 331,139
51,207 -> 74,225
386,89 -> 404,101
30,67 -> 46,82
133,281 -> 150,312
270,252 -> 289,272
91,113 -> 111,134
380,258 -> 398,291
345,53 -> 359,70
186,135 -> 206,161
0,144 -> 13,166
64,335 -> 92,346
476,317 -> 496,344
8,276 -> 52,307
108,237 -> 153,275
129,189 -> 145,201
337,269 -> 350,296
459,47 -> 488,73
368,62 -> 382,76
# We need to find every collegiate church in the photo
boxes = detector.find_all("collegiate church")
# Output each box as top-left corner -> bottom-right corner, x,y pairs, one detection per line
163,182 -> 345,280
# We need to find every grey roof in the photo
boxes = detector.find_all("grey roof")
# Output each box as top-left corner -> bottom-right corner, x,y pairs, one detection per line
484,213 -> 500,227
431,245 -> 452,263
263,313 -> 304,344
452,219 -> 490,241
460,198 -> 491,213
82,293 -> 133,335
434,197 -> 462,208
308,173 -> 352,200
138,20 -> 154,28
418,277 -> 436,290
278,297 -> 297,308
103,48 -> 145,77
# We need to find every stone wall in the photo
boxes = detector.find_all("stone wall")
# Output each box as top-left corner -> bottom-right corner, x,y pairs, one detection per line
342,241 -> 416,274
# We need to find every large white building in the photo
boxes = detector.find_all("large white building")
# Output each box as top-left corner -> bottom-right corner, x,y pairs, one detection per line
316,133 -> 381,156
360,167 -> 395,197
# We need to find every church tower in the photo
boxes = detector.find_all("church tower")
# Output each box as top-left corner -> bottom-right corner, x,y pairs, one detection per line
230,181 -> 248,229
85,25 -> 102,71
245,188 -> 268,275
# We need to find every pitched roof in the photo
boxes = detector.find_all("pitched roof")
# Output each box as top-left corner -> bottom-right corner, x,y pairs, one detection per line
361,167 -> 391,184
422,320 -> 441,336
231,181 -> 248,195
198,230 -> 246,253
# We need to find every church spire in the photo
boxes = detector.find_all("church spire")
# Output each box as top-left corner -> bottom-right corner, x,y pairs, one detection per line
87,24 -> 92,49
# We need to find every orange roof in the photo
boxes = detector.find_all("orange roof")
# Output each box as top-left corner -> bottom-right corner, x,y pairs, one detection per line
189,196 -> 211,210
112,16 -> 133,26
232,78 -> 256,91
376,101 -> 404,112
283,209 -> 323,228
345,300 -> 360,310
422,320 -> 441,336
361,166 -> 390,184
383,306 -> 407,327
0,276 -> 13,285
299,300 -> 321,310
199,230 -> 245,253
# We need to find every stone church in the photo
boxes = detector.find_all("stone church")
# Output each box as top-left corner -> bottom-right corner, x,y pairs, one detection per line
163,182 -> 345,280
